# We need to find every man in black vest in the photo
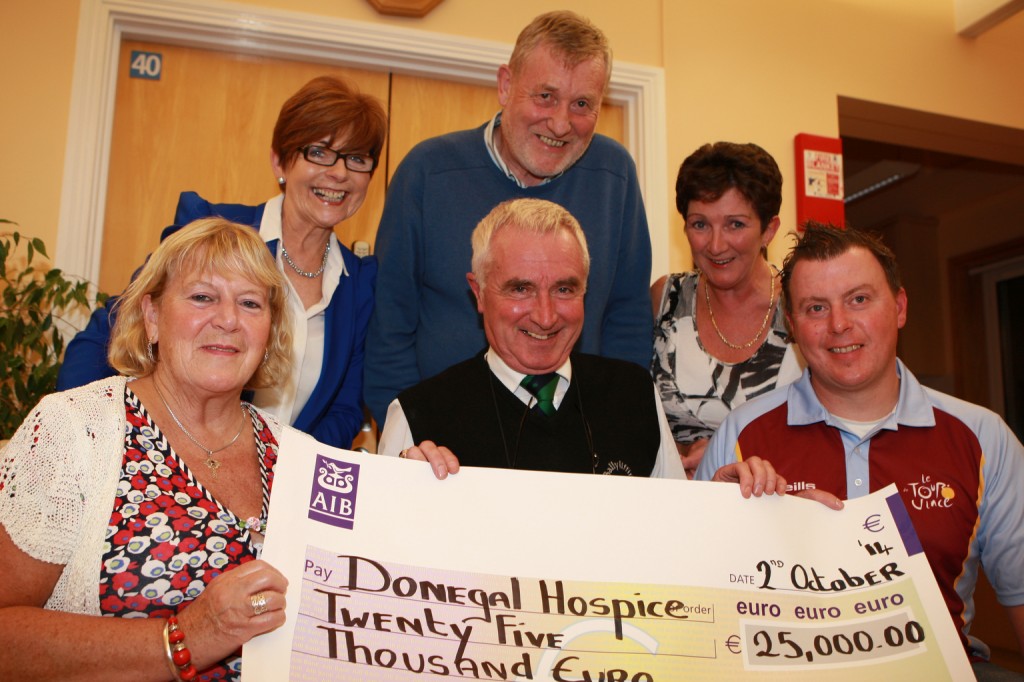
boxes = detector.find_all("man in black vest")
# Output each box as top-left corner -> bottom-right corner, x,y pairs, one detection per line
377,198 -> 787,496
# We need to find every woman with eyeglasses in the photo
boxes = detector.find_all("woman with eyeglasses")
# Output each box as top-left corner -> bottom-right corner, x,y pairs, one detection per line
57,75 -> 388,449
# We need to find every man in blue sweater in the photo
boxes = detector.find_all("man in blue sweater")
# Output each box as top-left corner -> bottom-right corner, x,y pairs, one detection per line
365,10 -> 653,427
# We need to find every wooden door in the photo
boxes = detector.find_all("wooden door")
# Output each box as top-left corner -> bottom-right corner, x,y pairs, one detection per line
102,41 -> 390,294
103,42 -> 625,295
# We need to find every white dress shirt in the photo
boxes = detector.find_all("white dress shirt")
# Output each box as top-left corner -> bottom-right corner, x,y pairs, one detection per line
250,193 -> 347,425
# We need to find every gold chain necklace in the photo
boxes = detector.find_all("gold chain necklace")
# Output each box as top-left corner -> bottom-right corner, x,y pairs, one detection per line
704,264 -> 776,350
153,380 -> 247,479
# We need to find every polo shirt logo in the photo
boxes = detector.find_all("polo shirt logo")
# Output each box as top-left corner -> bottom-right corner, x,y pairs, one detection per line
786,480 -> 817,493
903,474 -> 955,511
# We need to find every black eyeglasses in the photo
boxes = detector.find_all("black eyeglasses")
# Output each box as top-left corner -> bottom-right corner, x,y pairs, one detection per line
298,145 -> 376,173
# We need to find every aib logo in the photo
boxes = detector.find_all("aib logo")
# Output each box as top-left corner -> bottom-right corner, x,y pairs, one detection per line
308,455 -> 360,529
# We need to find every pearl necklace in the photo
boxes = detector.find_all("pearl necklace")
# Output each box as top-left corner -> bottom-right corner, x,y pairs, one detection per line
153,381 -> 247,479
704,264 -> 777,350
281,239 -> 330,278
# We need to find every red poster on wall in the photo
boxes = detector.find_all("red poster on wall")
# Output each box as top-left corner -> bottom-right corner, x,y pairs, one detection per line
794,133 -> 845,229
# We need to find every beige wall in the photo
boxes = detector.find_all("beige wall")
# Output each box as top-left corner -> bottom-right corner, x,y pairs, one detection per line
2,0 -> 1023,271
0,0 -> 81,248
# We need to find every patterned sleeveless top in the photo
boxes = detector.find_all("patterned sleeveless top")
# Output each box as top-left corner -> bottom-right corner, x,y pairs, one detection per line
651,271 -> 802,445
98,386 -> 277,681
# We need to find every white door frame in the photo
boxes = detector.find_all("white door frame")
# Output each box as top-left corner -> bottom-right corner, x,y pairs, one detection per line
58,0 -> 669,284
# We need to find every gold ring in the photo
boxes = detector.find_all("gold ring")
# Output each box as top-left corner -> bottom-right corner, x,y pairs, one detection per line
250,591 -> 268,616
399,448 -> 409,458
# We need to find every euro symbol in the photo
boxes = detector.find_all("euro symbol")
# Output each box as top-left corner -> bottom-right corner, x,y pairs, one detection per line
725,634 -> 742,654
863,514 -> 884,533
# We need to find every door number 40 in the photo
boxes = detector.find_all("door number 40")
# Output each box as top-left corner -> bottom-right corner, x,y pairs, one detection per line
130,51 -> 162,80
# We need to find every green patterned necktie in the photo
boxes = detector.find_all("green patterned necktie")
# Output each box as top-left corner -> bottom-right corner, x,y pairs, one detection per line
520,373 -> 559,417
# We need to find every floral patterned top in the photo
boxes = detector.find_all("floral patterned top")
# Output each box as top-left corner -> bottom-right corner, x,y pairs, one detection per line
98,386 -> 277,681
652,271 -> 803,445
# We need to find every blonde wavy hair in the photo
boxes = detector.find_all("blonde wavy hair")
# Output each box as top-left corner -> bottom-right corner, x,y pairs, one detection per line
108,218 -> 292,389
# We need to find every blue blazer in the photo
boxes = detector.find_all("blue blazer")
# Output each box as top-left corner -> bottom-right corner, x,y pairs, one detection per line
57,191 -> 376,449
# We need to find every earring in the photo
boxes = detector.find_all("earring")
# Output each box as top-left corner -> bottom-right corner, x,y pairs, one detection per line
277,177 -> 285,186
263,349 -> 270,364
147,342 -> 155,362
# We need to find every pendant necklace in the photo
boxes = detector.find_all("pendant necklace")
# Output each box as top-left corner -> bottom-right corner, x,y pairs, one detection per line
704,263 -> 777,350
281,239 -> 330,278
153,380 -> 247,479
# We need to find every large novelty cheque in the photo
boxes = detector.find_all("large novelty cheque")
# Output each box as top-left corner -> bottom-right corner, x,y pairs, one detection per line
244,428 -> 972,680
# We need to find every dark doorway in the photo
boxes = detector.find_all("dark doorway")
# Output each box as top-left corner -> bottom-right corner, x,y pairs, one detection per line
997,270 -> 1024,438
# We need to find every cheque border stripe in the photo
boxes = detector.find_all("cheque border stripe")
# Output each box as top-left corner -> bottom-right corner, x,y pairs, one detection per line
885,493 -> 924,557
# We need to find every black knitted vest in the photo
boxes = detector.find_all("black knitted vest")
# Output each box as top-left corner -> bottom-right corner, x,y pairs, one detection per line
399,353 -> 659,476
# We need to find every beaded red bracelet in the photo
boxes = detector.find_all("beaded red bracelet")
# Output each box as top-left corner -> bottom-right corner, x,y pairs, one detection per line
163,615 -> 198,682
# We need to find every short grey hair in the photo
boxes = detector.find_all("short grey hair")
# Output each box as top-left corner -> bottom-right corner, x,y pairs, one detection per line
471,198 -> 590,287
508,10 -> 612,91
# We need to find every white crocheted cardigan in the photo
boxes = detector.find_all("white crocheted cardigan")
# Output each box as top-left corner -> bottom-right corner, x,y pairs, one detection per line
0,376 -> 281,615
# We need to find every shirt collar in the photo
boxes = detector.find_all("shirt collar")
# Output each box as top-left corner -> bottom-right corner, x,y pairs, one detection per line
787,359 -> 936,431
485,348 -> 572,395
891,359 -> 937,428
483,112 -> 560,189
259,193 -> 285,246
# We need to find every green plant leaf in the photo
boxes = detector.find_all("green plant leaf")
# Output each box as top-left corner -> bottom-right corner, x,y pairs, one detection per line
0,226 -> 108,439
